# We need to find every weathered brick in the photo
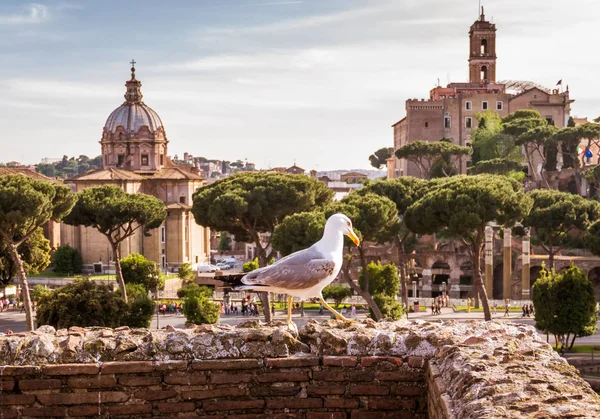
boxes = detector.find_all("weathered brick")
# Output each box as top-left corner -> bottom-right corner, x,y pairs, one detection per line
107,404 -> 153,416
157,402 -> 197,413
307,385 -> 346,395
323,356 -> 358,367
376,371 -> 423,381
204,400 -> 265,411
192,359 -> 260,370
250,386 -> 302,397
37,392 -> 129,405
164,373 -> 207,385
324,399 -> 359,409
228,415 -> 302,419
21,407 -> 67,417
0,379 -> 15,391
67,405 -> 102,417
265,357 -> 319,368
312,370 -> 345,381
101,361 -> 153,374
0,366 -> 40,376
42,364 -> 99,376
119,376 -> 161,386
257,372 -> 309,383
0,409 -> 17,418
350,385 -> 390,396
154,360 -> 189,371
368,399 -> 408,410
67,375 -> 117,389
350,413 -> 417,419
182,387 -> 245,400
306,413 -> 346,419
266,398 -> 323,409
395,384 -> 426,396
19,379 -> 62,391
407,356 -> 426,369
361,356 -> 403,368
210,373 -> 253,384
0,394 -> 36,405
134,389 -> 177,401
347,370 -> 376,381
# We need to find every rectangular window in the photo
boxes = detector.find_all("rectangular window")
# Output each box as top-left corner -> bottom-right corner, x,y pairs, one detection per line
496,101 -> 503,111
141,154 -> 149,166
482,101 -> 488,110
161,226 -> 165,243
546,116 -> 554,126
179,196 -> 186,204
424,122 -> 429,128
117,154 -> 125,167
160,154 -> 164,166
465,117 -> 473,128
161,255 -> 166,269
465,101 -> 472,110
444,116 -> 451,128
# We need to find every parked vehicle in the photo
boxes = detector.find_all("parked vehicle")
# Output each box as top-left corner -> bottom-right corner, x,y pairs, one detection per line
216,262 -> 232,270
197,264 -> 221,273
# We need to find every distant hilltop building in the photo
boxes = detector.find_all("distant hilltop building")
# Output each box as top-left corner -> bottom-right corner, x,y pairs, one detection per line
62,63 -> 211,272
388,7 -> 573,179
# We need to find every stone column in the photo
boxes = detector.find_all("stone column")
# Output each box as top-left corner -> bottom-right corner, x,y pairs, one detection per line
485,226 -> 493,297
522,229 -> 531,300
449,268 -> 461,300
503,228 -> 512,300
421,269 -> 432,298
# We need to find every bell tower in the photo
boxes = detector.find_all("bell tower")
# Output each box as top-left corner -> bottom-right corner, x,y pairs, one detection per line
468,7 -> 497,84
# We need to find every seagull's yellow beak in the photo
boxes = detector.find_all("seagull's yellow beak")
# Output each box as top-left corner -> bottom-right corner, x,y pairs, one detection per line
347,229 -> 360,246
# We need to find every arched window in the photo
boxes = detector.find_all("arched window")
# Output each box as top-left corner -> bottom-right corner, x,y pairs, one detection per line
480,39 -> 488,54
480,65 -> 488,81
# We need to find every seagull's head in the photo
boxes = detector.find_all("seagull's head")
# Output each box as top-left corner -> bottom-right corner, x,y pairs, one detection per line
328,213 -> 360,246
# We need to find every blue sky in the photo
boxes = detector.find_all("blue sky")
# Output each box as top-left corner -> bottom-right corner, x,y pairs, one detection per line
1,0 -> 599,170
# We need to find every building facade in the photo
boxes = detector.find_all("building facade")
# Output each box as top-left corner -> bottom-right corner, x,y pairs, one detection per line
61,65 -> 211,272
388,8 -> 573,179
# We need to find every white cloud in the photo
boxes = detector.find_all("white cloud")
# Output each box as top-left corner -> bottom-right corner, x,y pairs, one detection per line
0,3 -> 49,25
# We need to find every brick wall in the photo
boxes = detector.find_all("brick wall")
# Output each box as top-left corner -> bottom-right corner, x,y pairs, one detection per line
0,356 -> 429,418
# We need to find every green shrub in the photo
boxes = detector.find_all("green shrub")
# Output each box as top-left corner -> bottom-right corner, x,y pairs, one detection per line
51,245 -> 83,275
124,283 -> 154,328
121,253 -> 165,292
177,283 -> 213,299
243,257 -> 259,273
35,279 -> 128,329
183,294 -> 220,325
178,262 -> 196,283
322,285 -> 353,307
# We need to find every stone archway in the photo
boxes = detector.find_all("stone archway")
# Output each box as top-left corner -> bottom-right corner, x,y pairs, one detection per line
431,261 -> 450,298
530,266 -> 544,293
493,263 -> 504,300
588,267 -> 600,302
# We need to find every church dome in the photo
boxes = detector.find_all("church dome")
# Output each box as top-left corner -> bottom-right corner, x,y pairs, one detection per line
103,64 -> 164,133
105,103 -> 163,133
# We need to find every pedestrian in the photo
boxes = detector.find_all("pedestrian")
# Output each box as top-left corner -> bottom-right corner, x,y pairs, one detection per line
492,301 -> 497,314
467,297 -> 472,313
351,304 -> 356,317
529,303 -> 535,316
319,303 -> 324,315
271,303 -> 275,317
504,302 -> 510,317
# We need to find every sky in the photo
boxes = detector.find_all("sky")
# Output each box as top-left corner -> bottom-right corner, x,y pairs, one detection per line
1,0 -> 599,171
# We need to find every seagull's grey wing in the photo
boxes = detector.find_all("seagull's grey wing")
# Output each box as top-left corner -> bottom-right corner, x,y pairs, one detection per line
242,248 -> 335,290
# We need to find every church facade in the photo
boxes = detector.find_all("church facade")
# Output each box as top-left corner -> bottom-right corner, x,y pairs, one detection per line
388,8 -> 573,179
61,65 -> 210,272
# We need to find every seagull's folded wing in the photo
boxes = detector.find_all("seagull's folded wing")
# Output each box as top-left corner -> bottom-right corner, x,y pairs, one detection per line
242,249 -> 336,290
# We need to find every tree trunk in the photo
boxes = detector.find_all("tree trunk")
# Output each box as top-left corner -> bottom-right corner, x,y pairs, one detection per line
393,236 -> 409,308
7,243 -> 34,330
112,244 -> 128,302
472,232 -> 492,321
256,251 -> 272,323
342,257 -> 383,320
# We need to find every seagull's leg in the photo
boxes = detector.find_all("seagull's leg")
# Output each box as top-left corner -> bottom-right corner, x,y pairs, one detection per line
319,297 -> 356,324
286,295 -> 298,335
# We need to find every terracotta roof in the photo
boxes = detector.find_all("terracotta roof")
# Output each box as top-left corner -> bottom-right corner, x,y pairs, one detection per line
68,168 -> 145,181
150,166 -> 204,180
0,168 -> 59,182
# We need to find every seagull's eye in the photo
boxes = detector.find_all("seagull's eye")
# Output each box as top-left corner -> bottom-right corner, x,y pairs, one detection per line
346,222 -> 351,227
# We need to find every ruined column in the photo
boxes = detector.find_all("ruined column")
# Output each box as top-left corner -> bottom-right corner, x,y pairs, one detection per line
421,269 -> 432,298
484,226 -> 493,297
503,227 -> 512,300
522,228 -> 531,300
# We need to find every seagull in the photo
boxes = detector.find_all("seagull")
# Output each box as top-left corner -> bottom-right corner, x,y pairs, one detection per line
231,213 -> 360,333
